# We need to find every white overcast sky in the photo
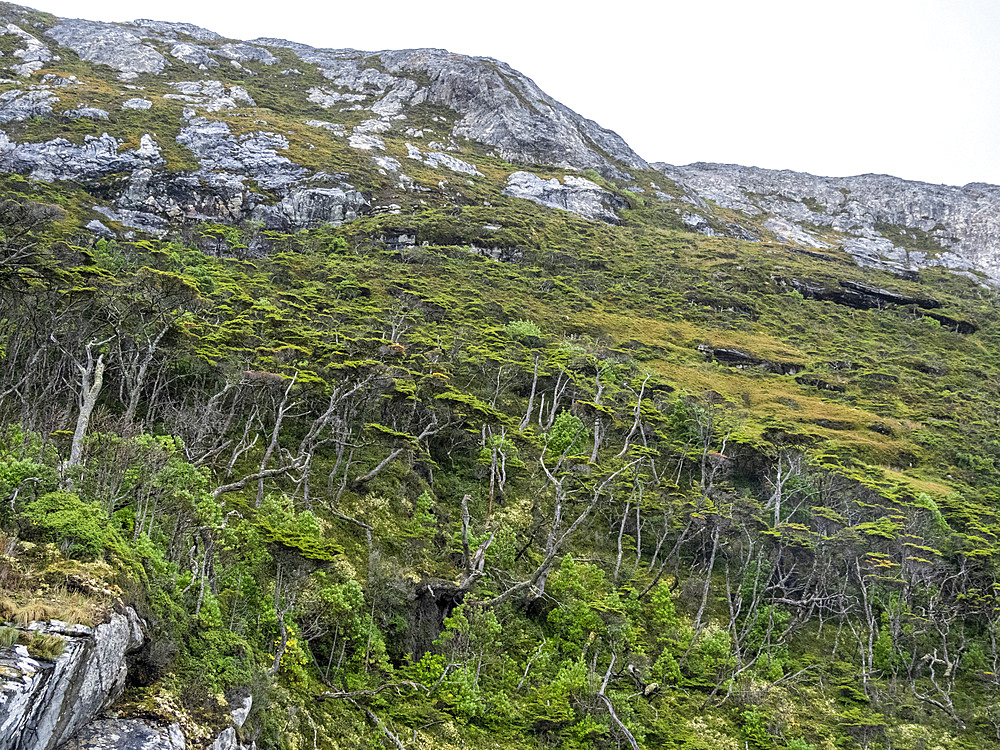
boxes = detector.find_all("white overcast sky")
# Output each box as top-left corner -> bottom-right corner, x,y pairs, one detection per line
29,0 -> 1000,186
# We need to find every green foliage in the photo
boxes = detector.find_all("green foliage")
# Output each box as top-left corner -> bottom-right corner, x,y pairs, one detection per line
741,708 -> 773,750
2,50 -> 1000,749
504,319 -> 543,342
545,410 -> 586,456
20,491 -> 110,560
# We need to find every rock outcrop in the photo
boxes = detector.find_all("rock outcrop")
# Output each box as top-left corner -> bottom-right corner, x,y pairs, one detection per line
46,20 -> 168,76
0,2 -> 998,280
0,609 -> 145,750
504,171 -> 627,224
60,719 -> 187,750
375,49 -> 647,178
657,162 -> 1000,282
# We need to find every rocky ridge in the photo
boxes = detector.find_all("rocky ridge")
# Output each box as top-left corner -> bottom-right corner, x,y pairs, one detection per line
657,162 -> 1000,283
0,2 -> 996,282
0,2 -> 641,240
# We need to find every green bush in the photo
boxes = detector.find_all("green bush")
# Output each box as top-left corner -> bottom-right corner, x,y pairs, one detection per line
20,491 -> 109,560
504,319 -> 543,342
545,410 -> 586,456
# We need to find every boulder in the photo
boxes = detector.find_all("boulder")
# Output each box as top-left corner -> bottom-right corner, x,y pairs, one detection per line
60,720 -> 185,750
0,609 -> 145,750
504,171 -> 626,224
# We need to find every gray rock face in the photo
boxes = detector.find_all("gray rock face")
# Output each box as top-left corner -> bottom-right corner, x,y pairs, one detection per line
61,720 -> 257,750
47,21 -> 167,75
0,9 -> 651,235
306,87 -> 366,108
61,720 -> 186,750
252,186 -> 368,230
169,43 -> 217,67
219,43 -> 278,65
66,106 -> 110,120
130,19 -> 222,42
405,142 -> 482,176
0,610 -> 145,750
122,97 -> 153,110
177,116 -> 304,190
504,171 -> 627,224
166,81 -> 255,112
0,132 -> 162,182
4,23 -> 53,76
0,88 -> 58,122
658,162 -> 1000,281
261,41 -> 644,178
378,49 -> 645,178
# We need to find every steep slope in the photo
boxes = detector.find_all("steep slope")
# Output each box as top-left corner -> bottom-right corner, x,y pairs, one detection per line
3,5 -> 1000,750
0,2 -> 647,240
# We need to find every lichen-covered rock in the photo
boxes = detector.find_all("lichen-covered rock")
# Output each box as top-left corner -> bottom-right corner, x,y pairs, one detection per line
260,41 -> 644,178
0,609 -> 145,750
348,133 -> 384,151
61,717 -> 257,750
47,21 -> 167,76
405,143 -> 482,176
252,186 -> 368,230
218,43 -> 278,65
306,87 -> 366,108
86,218 -> 114,237
169,43 -> 217,67
115,167 -> 245,225
65,106 -> 110,120
122,97 -> 153,110
304,119 -> 345,133
504,171 -> 626,224
4,23 -> 53,76
176,116 -> 305,189
379,49 -> 646,178
130,19 -> 222,42
230,695 -> 252,729
166,81 -> 255,112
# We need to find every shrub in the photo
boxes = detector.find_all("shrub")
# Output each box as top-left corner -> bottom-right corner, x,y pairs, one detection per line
545,410 -> 585,456
20,491 -> 109,560
504,319 -> 542,342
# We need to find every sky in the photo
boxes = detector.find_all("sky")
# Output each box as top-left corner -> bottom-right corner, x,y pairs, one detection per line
26,0 -> 1000,186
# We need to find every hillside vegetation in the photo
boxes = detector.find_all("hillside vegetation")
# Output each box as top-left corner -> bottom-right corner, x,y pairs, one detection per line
2,6 -> 1000,750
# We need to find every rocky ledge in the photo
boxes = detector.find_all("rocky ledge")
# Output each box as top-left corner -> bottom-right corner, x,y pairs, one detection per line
0,606 -> 255,750
0,609 -> 144,750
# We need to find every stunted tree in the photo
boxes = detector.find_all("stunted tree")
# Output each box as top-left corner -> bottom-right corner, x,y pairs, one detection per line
67,337 -> 112,470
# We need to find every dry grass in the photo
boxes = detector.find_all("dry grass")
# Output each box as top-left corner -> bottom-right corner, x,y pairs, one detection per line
0,592 -> 15,621
571,309 -> 812,364
10,590 -> 100,628
646,359 -> 917,464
